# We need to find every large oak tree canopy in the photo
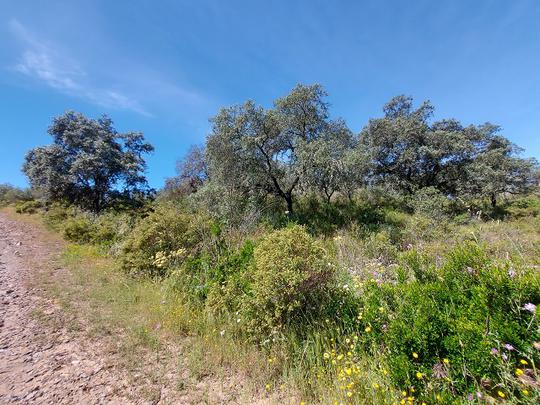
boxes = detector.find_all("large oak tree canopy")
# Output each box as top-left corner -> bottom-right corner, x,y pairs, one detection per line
23,111 -> 154,212
361,96 -> 538,205
193,85 -> 538,217
205,84 -> 356,214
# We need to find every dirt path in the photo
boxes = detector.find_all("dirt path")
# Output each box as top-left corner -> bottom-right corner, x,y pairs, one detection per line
0,211 -> 143,404
0,211 -> 284,405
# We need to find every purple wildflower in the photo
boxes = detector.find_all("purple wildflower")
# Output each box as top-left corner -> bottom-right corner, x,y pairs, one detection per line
491,348 -> 499,355
503,343 -> 514,351
502,353 -> 508,361
467,393 -> 474,401
523,303 -> 536,313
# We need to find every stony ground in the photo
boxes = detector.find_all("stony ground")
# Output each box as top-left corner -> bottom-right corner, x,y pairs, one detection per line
0,211 -> 279,404
0,212 -> 145,404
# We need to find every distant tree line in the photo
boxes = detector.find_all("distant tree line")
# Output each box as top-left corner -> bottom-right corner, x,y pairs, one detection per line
166,84 -> 538,216
21,85 -> 538,215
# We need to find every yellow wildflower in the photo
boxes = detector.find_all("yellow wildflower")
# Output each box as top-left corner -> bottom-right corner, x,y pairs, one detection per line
443,358 -> 449,364
412,352 -> 419,359
323,352 -> 330,360
416,371 -> 423,379
520,359 -> 528,365
497,391 -> 505,398
365,326 -> 372,333
347,391 -> 353,397
515,368 -> 524,376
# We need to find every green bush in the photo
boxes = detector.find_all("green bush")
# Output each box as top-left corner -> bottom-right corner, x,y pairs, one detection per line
0,184 -> 33,207
240,225 -> 336,336
62,215 -> 96,243
42,202 -> 74,230
120,203 -> 212,277
15,199 -> 42,214
295,196 -> 388,237
504,195 -> 540,218
354,242 -> 539,396
407,186 -> 451,218
204,240 -> 254,313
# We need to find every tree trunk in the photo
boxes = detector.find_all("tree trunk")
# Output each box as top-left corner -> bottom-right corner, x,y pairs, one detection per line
285,194 -> 293,215
491,193 -> 497,208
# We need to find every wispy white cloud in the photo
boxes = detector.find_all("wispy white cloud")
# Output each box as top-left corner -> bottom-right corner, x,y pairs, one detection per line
8,19 -> 152,116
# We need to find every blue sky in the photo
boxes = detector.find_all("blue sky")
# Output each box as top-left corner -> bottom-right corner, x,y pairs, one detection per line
1,0 -> 539,188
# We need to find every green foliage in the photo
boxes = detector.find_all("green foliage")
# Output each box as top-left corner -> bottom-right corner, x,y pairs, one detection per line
406,186 -> 451,218
163,145 -> 207,200
361,96 -> 538,205
294,196 -> 387,236
205,240 -> 254,313
22,111 -> 154,212
15,199 -> 42,214
240,225 -> 336,335
204,84 -> 361,216
353,242 -> 539,397
42,202 -> 74,230
0,183 -> 33,206
120,203 -> 212,277
503,194 -> 540,218
62,215 -> 96,243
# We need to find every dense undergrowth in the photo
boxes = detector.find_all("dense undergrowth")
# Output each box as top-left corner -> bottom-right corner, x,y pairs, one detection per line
12,192 -> 540,404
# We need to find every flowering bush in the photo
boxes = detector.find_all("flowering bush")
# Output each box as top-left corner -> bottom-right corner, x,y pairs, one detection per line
241,225 -> 337,336
346,242 -> 540,401
15,199 -> 42,214
120,203 -> 212,277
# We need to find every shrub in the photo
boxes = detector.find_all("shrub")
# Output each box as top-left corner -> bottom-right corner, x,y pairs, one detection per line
204,240 -> 254,313
295,196 -> 388,237
42,202 -> 74,229
0,184 -> 32,207
407,186 -> 451,218
504,195 -> 540,218
15,199 -> 42,214
62,215 -> 96,243
355,242 -> 540,396
240,225 -> 336,336
120,203 -> 212,277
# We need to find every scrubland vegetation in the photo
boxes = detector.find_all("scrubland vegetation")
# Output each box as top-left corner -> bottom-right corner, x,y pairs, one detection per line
6,84 -> 540,404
